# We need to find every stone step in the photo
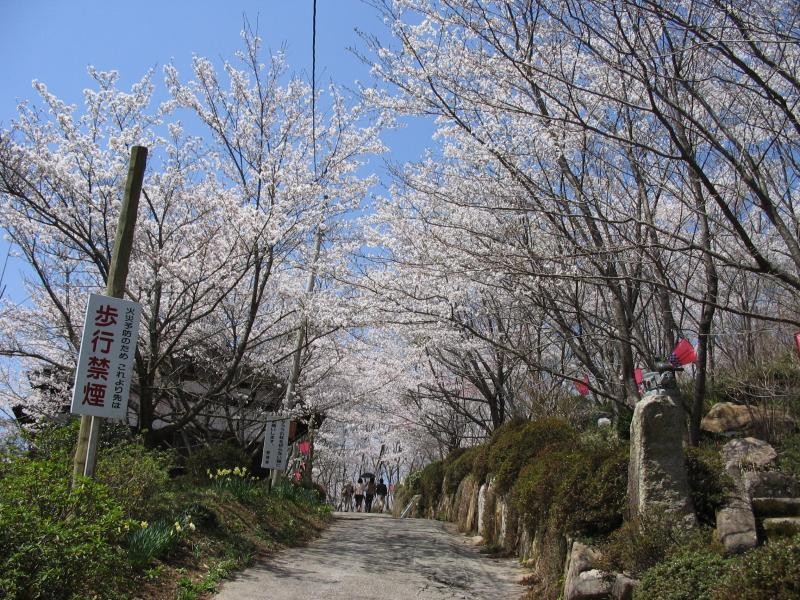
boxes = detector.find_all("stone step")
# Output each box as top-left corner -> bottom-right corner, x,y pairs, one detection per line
752,497 -> 800,518
762,517 -> 800,539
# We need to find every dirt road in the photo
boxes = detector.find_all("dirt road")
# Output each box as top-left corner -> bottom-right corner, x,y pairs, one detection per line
214,512 -> 527,600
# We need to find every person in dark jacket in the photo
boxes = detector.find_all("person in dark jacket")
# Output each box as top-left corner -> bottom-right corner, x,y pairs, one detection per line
376,478 -> 389,512
365,476 -> 376,512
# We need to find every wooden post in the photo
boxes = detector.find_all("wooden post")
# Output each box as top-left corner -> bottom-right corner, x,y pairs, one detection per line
72,145 -> 147,483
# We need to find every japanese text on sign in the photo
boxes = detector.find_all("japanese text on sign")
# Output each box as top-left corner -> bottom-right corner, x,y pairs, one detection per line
261,415 -> 290,470
70,294 -> 142,420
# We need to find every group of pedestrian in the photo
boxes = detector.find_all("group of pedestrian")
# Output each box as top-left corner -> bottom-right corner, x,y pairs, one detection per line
341,476 -> 390,513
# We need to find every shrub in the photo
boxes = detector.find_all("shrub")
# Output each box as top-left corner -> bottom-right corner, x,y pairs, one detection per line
487,418 -> 576,494
635,549 -> 730,600
0,458 -> 129,599
511,449 -> 574,526
558,442 -> 629,537
685,443 -> 732,527
778,433 -> 800,479
509,428 -> 627,538
404,468 -> 423,493
598,510 -> 712,577
444,445 -> 480,493
96,439 -> 173,518
271,480 -> 328,507
185,441 -> 251,481
712,534 -> 800,600
26,419 -> 81,461
417,461 -> 445,512
471,443 -> 490,483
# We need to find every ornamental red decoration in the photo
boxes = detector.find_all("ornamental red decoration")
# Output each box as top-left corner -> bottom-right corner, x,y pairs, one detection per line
634,368 -> 643,386
794,332 -> 800,360
668,339 -> 697,367
293,471 -> 302,483
575,375 -> 590,396
298,440 -> 311,455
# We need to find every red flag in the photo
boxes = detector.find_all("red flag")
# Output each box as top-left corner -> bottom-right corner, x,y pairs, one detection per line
575,375 -> 590,396
668,339 -> 697,366
634,368 -> 643,385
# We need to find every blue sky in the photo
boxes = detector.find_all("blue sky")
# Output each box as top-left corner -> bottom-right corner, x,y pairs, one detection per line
0,0 -> 433,301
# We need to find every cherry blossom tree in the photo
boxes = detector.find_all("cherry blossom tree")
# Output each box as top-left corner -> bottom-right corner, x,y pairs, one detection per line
358,0 -> 800,443
0,29 -> 385,452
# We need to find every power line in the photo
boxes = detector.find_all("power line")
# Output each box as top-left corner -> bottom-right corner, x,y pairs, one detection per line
311,0 -> 318,178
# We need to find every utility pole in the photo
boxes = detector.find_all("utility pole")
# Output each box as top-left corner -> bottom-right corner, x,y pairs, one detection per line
72,145 -> 147,483
270,226 -> 324,488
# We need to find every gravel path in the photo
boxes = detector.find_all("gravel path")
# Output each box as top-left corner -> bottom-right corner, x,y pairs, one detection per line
214,512 -> 527,600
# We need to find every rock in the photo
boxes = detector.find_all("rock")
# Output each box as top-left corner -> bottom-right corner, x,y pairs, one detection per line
612,574 -> 638,600
701,402 -> 753,434
495,495 -> 518,551
628,394 -> 696,523
722,437 -> 777,472
716,500 -> 758,554
598,417 -> 612,428
517,524 -> 534,563
563,542 -> 612,600
752,497 -> 800,518
701,402 -> 797,438
715,438 -> 775,554
762,517 -> 800,539
744,471 -> 800,499
454,475 -> 479,532
465,477 -> 480,532
477,479 -> 497,540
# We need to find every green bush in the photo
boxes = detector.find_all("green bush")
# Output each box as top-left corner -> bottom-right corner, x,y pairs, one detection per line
778,433 -> 800,479
96,439 -> 173,518
271,480 -> 328,507
598,510 -> 713,577
185,441 -> 251,481
417,461 -> 445,512
559,442 -> 629,537
487,417 -> 577,494
635,549 -> 730,600
471,443 -> 490,483
444,445 -> 480,493
26,419 -> 81,461
685,444 -> 732,527
404,468 -> 423,492
509,428 -> 627,538
712,535 -> 800,600
0,458 -> 129,599
511,449 -> 574,526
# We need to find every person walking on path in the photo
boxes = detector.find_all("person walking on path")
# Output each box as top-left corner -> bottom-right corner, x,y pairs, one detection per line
354,478 -> 365,512
365,476 -> 376,513
341,481 -> 354,512
375,478 -> 388,513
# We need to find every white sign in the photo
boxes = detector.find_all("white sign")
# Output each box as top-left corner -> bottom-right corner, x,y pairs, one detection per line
261,415 -> 290,470
70,293 -> 142,420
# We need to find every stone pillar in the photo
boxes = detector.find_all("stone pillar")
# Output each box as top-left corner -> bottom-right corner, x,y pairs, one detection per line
628,394 -> 696,524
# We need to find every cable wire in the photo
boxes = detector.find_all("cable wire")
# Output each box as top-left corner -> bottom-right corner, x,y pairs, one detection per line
311,0 -> 317,178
